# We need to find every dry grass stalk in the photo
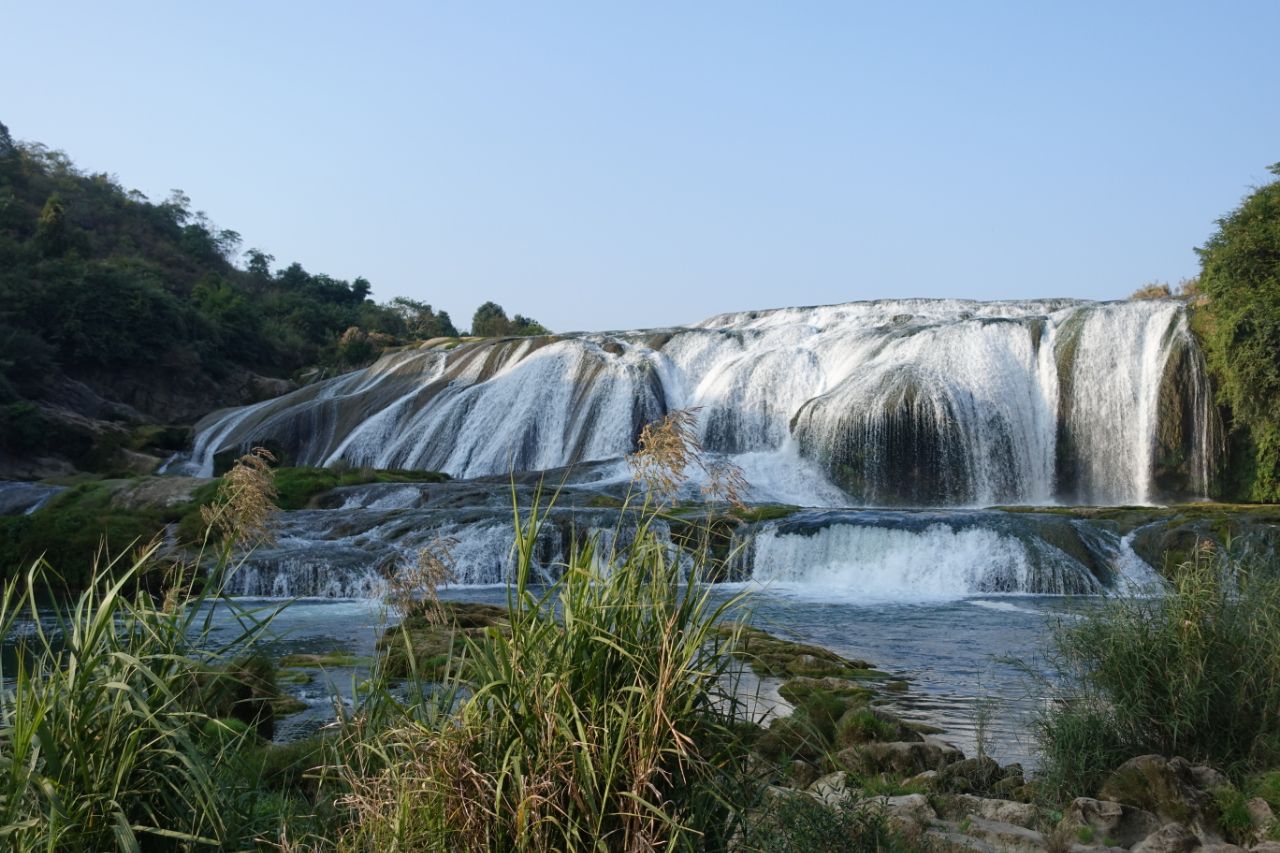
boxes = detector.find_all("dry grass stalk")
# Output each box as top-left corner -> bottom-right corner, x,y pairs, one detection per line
384,536 -> 458,622
628,408 -> 747,509
201,447 -> 278,546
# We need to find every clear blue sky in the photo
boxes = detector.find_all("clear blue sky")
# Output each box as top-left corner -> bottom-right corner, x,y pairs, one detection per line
4,2 -> 1277,331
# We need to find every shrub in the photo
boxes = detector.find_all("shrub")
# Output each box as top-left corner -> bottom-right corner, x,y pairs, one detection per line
738,790 -> 898,852
1036,544 -> 1280,797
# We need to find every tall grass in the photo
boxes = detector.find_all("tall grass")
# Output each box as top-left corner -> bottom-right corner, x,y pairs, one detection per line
1036,543 -> 1280,797
337,484 -> 756,851
0,450 -> 287,850
335,410 -> 760,851
1,423 -> 768,850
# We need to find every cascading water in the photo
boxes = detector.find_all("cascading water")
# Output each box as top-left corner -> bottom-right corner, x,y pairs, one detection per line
166,298 -> 1228,601
728,509 -> 1155,602
177,298 -> 1218,508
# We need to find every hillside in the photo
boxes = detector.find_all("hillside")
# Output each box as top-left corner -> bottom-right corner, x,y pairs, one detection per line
0,121 -> 541,478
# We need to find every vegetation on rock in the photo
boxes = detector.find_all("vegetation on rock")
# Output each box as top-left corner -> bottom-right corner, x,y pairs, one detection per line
1197,164 -> 1280,501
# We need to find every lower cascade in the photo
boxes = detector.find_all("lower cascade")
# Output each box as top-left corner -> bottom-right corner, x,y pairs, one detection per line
174,298 -> 1222,508
732,510 -> 1159,601
224,482 -> 1160,600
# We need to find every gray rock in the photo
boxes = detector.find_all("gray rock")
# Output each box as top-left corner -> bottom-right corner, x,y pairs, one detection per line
786,759 -> 819,789
882,793 -> 936,831
925,827 -> 999,852
834,739 -> 962,776
1100,755 -> 1225,841
940,794 -> 1037,828
937,755 -> 1003,793
111,475 -> 215,510
957,816 -> 1047,852
1064,796 -> 1163,848
1247,798 -> 1276,836
1132,822 -> 1201,853
1249,843 -> 1280,852
903,769 -> 939,790
806,771 -> 853,806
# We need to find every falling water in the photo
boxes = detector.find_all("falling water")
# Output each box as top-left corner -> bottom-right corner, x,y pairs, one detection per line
177,298 -> 1219,507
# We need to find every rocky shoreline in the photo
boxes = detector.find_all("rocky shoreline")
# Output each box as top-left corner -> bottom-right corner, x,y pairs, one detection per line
367,603 -> 1280,852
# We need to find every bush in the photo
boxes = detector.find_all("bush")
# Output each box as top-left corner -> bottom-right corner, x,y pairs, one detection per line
738,790 -> 899,852
1036,544 -> 1280,797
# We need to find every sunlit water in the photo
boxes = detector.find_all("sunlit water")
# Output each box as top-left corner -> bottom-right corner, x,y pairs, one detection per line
186,588 -> 1105,766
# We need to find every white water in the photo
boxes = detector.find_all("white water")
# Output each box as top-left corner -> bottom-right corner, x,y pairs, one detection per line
735,509 -> 1130,602
178,298 -> 1217,508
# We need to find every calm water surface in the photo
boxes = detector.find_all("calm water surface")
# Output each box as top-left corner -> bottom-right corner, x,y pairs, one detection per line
4,587 -> 1103,765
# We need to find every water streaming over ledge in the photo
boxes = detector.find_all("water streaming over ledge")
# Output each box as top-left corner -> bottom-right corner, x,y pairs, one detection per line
213,480 -> 1165,600
173,298 -> 1220,508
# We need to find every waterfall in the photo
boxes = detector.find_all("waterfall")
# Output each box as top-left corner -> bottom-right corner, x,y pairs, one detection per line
181,298 -> 1219,507
730,509 -> 1143,601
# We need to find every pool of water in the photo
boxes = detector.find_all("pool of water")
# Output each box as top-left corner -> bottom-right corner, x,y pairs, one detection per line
215,586 -> 1102,764
5,586 -> 1102,765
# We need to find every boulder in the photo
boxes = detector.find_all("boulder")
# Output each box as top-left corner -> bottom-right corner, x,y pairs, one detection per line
834,738 -> 962,776
786,759 -> 819,789
1132,822 -> 1201,853
956,816 -> 1047,852
939,794 -> 1037,828
904,769 -> 939,790
1064,796 -> 1163,848
1247,798 -> 1276,837
883,793 -> 936,832
937,755 -> 1003,793
806,771 -> 854,807
1100,755 -> 1224,841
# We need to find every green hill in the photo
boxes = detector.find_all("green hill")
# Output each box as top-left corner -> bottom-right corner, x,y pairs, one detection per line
0,120 -> 535,477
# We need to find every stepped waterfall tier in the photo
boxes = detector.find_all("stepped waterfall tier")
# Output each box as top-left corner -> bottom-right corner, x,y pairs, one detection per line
178,298 -> 1220,507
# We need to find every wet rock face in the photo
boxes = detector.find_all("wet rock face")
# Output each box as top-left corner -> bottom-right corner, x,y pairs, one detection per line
792,369 -> 979,506
1151,331 -> 1223,501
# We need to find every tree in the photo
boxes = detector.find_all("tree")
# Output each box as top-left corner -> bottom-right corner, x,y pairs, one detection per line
161,189 -> 192,226
34,193 -> 69,257
436,310 -> 458,338
351,276 -> 372,303
510,314 -> 550,336
245,248 -> 274,280
471,301 -> 511,337
1197,163 -> 1280,500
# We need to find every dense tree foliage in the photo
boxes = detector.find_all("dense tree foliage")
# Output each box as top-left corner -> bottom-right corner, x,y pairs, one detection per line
470,300 -> 550,337
0,123 -> 385,399
0,120 -> 550,466
1198,164 -> 1280,500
